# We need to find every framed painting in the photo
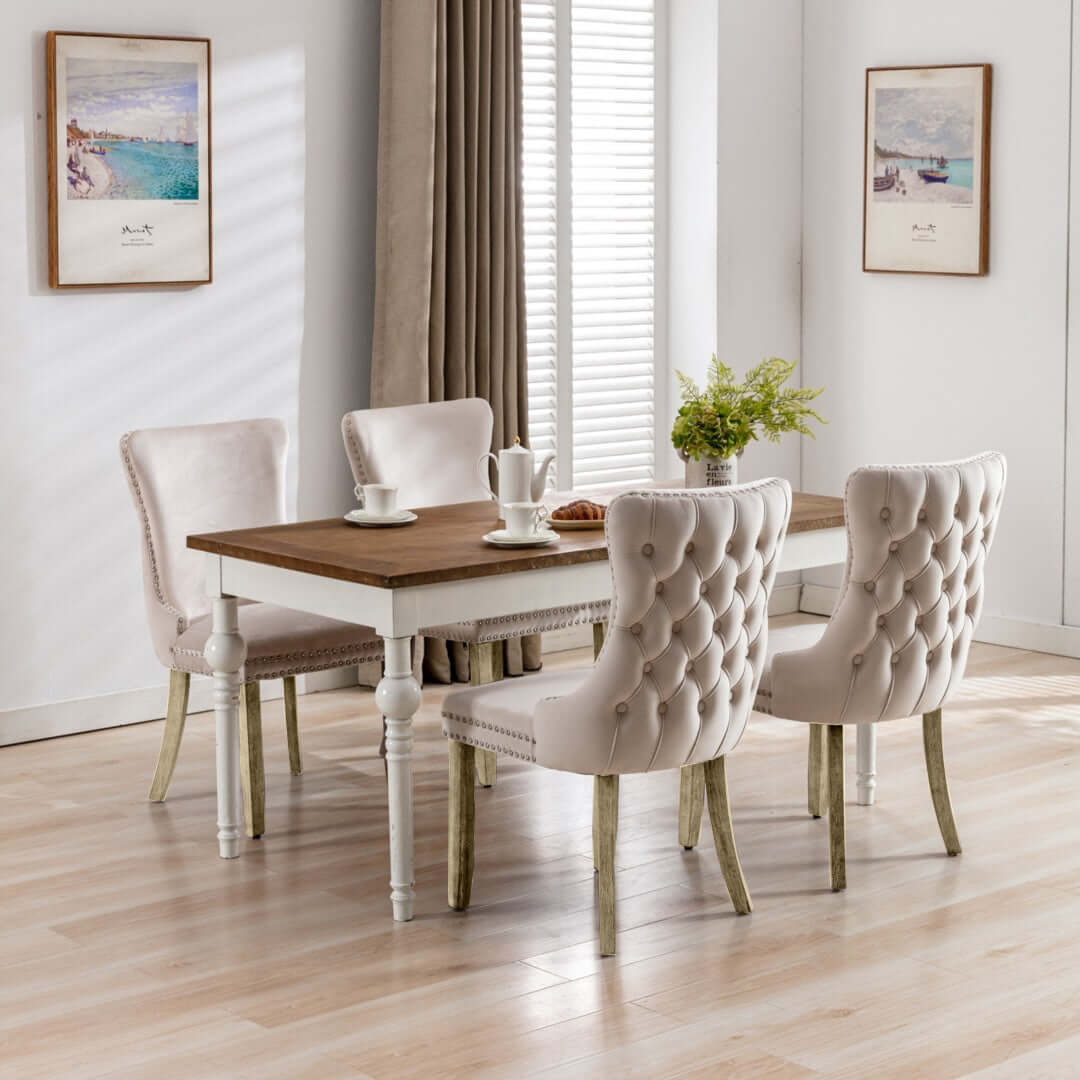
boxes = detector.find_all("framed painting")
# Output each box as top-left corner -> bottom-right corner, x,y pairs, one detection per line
863,64 -> 991,276
46,31 -> 212,288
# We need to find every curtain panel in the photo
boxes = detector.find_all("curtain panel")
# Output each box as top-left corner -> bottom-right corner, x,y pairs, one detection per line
372,0 -> 539,682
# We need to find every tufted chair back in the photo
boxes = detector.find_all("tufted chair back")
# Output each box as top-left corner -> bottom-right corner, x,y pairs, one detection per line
120,419 -> 288,668
341,399 -> 494,509
768,452 -> 1006,726
533,479 -> 791,775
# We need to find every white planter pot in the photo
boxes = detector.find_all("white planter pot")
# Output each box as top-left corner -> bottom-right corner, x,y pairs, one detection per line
683,452 -> 738,488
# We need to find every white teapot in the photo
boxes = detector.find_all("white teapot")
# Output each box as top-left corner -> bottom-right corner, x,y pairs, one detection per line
478,437 -> 556,517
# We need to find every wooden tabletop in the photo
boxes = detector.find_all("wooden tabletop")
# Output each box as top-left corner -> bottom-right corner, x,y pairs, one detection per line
188,493 -> 844,590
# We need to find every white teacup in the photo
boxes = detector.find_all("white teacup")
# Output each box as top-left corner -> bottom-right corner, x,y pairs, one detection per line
504,501 -> 547,538
354,483 -> 398,517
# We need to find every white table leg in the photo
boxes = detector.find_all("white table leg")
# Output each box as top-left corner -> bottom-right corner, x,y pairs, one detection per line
375,635 -> 422,921
856,723 -> 877,806
204,596 -> 246,858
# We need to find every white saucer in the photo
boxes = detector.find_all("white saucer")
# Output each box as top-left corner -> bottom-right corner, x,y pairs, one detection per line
344,508 -> 418,528
483,527 -> 560,548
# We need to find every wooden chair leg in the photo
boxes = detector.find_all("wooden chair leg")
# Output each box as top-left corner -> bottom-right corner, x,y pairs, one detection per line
470,642 -> 503,788
283,675 -> 302,776
678,763 -> 706,849
923,709 -> 962,856
148,670 -> 189,802
703,757 -> 753,914
594,774 -> 619,955
238,682 -> 266,839
592,621 -> 607,660
827,724 -> 846,890
448,741 -> 476,910
808,723 -> 827,818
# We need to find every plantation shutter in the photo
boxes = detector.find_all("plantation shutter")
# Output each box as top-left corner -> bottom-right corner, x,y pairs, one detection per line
521,0 -> 656,490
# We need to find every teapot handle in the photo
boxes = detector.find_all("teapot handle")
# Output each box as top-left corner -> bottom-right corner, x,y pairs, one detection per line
476,452 -> 499,502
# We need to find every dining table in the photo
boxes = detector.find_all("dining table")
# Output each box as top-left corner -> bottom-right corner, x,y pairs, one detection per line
188,490 -> 867,922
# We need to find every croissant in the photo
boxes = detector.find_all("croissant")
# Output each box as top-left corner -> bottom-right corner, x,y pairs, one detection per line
551,499 -> 606,522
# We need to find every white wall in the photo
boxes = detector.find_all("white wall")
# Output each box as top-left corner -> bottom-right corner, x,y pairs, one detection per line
666,0 -> 804,487
801,0 -> 1072,626
0,2 -> 378,734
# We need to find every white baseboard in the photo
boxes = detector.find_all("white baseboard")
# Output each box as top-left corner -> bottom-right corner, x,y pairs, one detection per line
975,615 -> 1080,658
0,672 -> 354,748
800,583 -> 839,617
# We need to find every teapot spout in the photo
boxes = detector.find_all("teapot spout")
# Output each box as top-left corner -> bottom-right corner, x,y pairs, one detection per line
531,452 -> 556,500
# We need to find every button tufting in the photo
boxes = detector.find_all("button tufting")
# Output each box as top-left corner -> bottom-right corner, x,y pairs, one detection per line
880,507 -> 891,520
853,654 -> 863,666
932,543 -> 939,555
686,661 -> 694,674
616,703 -> 628,714
655,582 -> 664,595
686,541 -> 695,554
864,581 -> 876,593
631,623 -> 642,635
926,651 -> 934,662
725,541 -> 734,554
658,702 -> 668,715
918,508 -> 927,520
713,619 -> 722,632
904,581 -> 913,593
891,653 -> 901,665
642,543 -> 654,556
697,701 -> 706,714
954,503 -> 961,515
876,616 -> 886,628
672,621 -> 682,634
700,582 -> 709,595
889,541 -> 899,553
729,689 -> 735,701
915,614 -> 924,627
643,661 -> 653,673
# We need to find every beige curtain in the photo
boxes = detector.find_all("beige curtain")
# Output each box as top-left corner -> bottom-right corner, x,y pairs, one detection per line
372,0 -> 540,683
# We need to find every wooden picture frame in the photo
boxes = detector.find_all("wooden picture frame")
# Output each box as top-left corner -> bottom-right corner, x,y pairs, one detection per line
47,31 -> 212,288
863,64 -> 991,276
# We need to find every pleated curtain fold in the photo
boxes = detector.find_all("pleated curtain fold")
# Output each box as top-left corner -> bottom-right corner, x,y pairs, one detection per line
372,0 -> 539,683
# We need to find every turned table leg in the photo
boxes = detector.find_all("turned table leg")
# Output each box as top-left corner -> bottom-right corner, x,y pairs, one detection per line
204,596 -> 246,859
376,635 -> 422,922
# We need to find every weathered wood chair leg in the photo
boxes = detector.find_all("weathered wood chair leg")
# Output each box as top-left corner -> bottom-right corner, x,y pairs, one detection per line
594,774 -> 619,955
678,764 -> 706,849
592,621 -> 607,660
283,675 -> 302,776
827,724 -> 846,891
703,757 -> 752,914
238,682 -> 266,839
923,709 -> 962,856
470,642 -> 503,788
808,723 -> 827,818
148,670 -> 190,802
448,741 -> 476,909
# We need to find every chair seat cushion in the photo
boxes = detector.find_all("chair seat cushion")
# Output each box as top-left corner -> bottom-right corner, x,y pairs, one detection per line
442,668 -> 591,761
754,619 -> 828,716
424,600 -> 610,643
172,603 -> 383,682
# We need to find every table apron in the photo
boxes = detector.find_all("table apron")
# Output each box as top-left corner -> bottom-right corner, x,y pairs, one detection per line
205,526 -> 846,639
208,554 -> 614,638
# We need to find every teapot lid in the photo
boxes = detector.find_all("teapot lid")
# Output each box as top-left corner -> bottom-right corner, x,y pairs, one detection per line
502,436 -> 530,455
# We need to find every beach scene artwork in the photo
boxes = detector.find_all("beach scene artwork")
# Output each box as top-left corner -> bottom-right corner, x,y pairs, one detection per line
872,85 -> 976,204
64,58 -> 199,201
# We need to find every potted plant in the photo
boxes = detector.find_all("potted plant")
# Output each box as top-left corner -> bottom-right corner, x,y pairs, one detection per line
671,356 -> 825,487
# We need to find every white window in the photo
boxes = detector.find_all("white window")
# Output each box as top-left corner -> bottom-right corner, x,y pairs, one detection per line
522,0 -> 658,490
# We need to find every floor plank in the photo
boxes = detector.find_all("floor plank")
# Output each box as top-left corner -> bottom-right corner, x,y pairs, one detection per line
1,620 -> 1077,1077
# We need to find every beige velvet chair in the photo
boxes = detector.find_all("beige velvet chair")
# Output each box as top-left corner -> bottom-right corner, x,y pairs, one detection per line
742,453 -> 1006,890
440,479 -> 792,954
342,399 -> 610,787
120,419 -> 383,837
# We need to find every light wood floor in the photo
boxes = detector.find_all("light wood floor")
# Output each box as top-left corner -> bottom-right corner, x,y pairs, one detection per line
4,624 -> 1080,1078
